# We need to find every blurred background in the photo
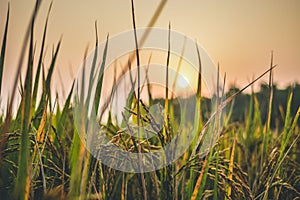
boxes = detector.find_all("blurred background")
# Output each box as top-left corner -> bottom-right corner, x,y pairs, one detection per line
0,0 -> 299,103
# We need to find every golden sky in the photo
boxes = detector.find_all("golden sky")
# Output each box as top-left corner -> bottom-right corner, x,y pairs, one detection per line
0,0 -> 300,102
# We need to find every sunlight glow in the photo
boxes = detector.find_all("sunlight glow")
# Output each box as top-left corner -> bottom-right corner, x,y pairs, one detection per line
177,75 -> 189,88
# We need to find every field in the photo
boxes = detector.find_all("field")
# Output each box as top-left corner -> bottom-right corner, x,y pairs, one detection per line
0,1 -> 299,200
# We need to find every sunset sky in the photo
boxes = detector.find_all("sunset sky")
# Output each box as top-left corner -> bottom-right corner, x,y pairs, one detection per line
0,0 -> 299,103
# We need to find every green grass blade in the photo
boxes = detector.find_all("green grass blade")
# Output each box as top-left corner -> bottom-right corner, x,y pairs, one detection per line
46,40 -> 61,96
190,149 -> 212,200
32,2 -> 52,111
0,3 -> 9,95
36,39 -> 61,114
213,149 -> 219,200
34,63 -> 47,121
245,86 -> 254,142
79,25 -> 99,198
14,12 -> 35,199
191,65 -> 277,159
226,130 -> 237,199
263,107 -> 299,200
131,1 -> 148,199
192,41 -> 203,146
57,81 -> 74,137
281,106 -> 299,158
85,22 -> 99,112
69,128 -> 82,198
279,90 -> 293,159
264,51 -> 274,156
3,0 -> 42,134
93,34 -> 109,115
146,54 -> 153,104
187,41 -> 203,198
164,22 -> 171,134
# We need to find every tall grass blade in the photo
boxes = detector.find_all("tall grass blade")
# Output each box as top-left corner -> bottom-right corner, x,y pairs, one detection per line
0,3 -> 9,96
131,1 -> 147,199
187,41 -> 202,198
69,47 -> 89,198
14,9 -> 35,199
164,22 -> 171,138
280,106 -> 299,159
195,64 -> 222,199
79,24 -> 100,200
146,54 -> 153,104
93,34 -> 109,115
32,2 -> 52,112
213,148 -> 219,200
138,0 -> 168,47
45,40 -> 61,97
191,65 -> 277,159
262,108 -> 300,199
57,81 -> 74,137
190,150 -> 212,200
36,39 -> 61,118
194,41 -> 203,141
245,83 -> 254,143
118,0 -> 167,83
226,130 -> 237,199
263,51 -> 274,157
85,22 -> 99,112
0,3 -> 10,169
69,128 -> 82,198
279,90 -> 294,160
3,0 -> 42,134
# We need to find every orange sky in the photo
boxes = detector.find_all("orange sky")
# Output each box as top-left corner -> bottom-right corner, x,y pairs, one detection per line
0,0 -> 300,104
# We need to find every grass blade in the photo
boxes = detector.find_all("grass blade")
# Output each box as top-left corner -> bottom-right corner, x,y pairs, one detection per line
3,0 -> 42,134
0,3 -> 9,95
191,65 -> 277,159
85,21 -> 99,112
93,34 -> 109,115
263,51 -> 274,158
226,130 -> 237,199
131,1 -> 147,199
0,3 -> 10,169
187,41 -> 203,198
56,81 -> 74,137
45,40 -> 61,97
32,2 -> 52,112
279,90 -> 294,160
14,9 -> 35,198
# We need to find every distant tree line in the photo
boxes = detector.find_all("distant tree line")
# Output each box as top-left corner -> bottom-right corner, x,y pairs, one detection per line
226,83 -> 300,128
153,83 -> 300,129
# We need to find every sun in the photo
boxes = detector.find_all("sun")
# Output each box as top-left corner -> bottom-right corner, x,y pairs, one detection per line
177,75 -> 190,88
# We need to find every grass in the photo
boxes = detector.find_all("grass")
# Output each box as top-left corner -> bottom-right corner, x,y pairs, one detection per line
0,1 -> 299,200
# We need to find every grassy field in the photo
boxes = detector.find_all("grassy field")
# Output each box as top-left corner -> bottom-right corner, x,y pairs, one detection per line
0,1 -> 299,200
